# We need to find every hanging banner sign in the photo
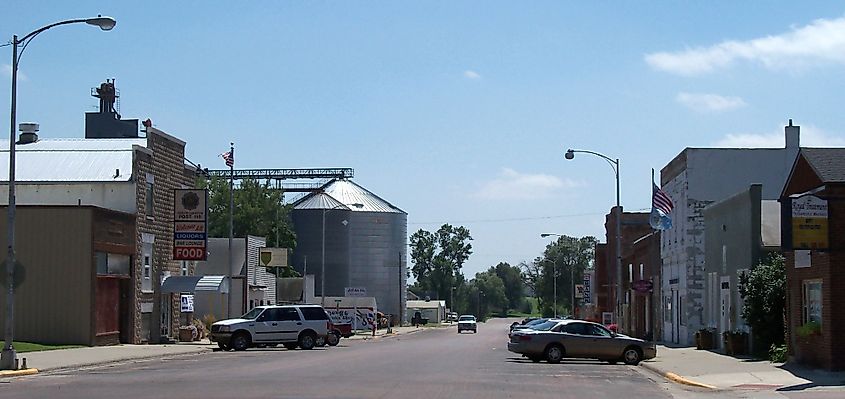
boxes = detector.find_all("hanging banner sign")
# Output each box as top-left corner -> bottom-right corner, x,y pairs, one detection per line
173,189 -> 208,260
582,274 -> 592,304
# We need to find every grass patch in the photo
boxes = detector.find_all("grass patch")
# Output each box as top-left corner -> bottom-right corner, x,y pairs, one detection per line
13,342 -> 82,353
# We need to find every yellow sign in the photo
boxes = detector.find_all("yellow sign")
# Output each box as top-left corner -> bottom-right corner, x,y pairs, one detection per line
792,196 -> 829,249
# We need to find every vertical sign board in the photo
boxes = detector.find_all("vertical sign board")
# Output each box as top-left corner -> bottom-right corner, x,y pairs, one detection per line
791,195 -> 829,250
582,274 -> 592,304
173,189 -> 208,260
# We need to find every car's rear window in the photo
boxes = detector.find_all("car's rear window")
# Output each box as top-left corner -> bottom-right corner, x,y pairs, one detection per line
459,316 -> 475,321
300,307 -> 329,320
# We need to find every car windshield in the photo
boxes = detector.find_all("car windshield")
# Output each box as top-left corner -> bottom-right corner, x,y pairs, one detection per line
459,316 -> 475,321
529,321 -> 559,331
241,307 -> 264,320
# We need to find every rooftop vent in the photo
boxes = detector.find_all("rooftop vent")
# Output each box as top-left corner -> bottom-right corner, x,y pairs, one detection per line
17,122 -> 39,145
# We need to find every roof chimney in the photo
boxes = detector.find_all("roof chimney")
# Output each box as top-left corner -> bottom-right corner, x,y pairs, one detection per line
785,119 -> 800,149
17,122 -> 39,145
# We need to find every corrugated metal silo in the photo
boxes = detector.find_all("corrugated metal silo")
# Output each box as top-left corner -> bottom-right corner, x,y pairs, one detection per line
291,180 -> 407,320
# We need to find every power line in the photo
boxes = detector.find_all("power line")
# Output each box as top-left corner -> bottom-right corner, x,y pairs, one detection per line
409,207 -> 650,225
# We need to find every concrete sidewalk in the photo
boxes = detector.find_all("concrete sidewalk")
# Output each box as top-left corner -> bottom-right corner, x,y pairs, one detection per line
1,324 -> 443,377
641,345 -> 845,392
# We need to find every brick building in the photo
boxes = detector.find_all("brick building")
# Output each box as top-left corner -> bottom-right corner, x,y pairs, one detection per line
780,148 -> 845,370
622,231 -> 661,340
603,207 -> 651,332
0,85 -> 200,344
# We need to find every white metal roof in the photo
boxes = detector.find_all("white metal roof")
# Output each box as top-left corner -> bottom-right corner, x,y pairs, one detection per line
293,179 -> 405,214
0,138 -> 142,182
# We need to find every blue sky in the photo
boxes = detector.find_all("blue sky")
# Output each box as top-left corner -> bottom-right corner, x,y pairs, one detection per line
4,2 -> 845,278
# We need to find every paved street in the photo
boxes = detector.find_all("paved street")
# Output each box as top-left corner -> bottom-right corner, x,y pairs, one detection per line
2,318 -> 677,399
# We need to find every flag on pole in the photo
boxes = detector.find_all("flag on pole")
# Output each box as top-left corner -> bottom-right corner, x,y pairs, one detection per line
649,182 -> 673,230
220,151 -> 234,168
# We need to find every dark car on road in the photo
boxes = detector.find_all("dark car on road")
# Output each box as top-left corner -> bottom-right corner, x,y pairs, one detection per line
507,319 -> 656,365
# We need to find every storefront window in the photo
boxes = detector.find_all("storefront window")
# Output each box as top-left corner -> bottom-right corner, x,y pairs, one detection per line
802,280 -> 822,325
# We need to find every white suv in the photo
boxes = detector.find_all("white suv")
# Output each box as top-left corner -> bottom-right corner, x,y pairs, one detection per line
210,305 -> 331,351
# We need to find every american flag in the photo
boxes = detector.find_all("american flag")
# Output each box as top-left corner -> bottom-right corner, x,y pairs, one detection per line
652,183 -> 673,214
220,151 -> 234,168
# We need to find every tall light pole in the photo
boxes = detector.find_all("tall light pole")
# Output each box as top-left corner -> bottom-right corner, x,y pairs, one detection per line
539,258 -> 558,317
565,148 -> 621,324
3,15 -> 116,371
320,200 -> 362,305
541,234 -> 576,318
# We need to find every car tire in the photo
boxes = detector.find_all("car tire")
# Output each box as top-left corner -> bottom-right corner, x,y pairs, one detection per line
231,332 -> 250,351
327,332 -> 340,346
315,336 -> 326,347
545,344 -> 564,364
298,332 -> 317,350
473,329 -> 477,333
283,343 -> 297,350
623,346 -> 642,366
217,342 -> 230,351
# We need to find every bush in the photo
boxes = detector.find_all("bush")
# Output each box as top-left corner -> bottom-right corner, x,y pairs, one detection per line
202,314 -> 217,333
769,344 -> 787,363
739,254 -> 786,354
796,321 -> 821,337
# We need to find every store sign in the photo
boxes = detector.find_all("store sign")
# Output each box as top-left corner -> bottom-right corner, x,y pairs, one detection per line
575,284 -> 585,299
345,287 -> 367,297
632,280 -> 654,293
582,274 -> 592,304
259,248 -> 289,267
180,294 -> 194,313
173,189 -> 208,260
791,195 -> 829,250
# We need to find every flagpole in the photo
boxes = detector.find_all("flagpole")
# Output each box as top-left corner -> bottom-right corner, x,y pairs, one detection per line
227,142 -> 234,318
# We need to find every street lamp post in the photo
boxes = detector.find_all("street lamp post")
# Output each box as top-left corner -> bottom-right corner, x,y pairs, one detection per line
565,149 -> 621,324
477,290 -> 483,318
3,15 -> 116,371
539,258 -> 558,317
541,234 -> 576,318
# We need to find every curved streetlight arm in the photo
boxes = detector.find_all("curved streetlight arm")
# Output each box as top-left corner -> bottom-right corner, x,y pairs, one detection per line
567,149 -> 619,175
14,17 -> 116,64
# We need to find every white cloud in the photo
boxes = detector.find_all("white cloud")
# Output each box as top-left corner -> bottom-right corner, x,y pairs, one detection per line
473,168 -> 577,200
645,16 -> 845,75
676,92 -> 746,112
463,70 -> 481,80
713,124 -> 845,148
2,64 -> 27,81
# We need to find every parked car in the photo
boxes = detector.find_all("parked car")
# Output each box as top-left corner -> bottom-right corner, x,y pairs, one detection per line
210,304 -> 331,351
457,315 -> 477,333
447,312 -> 458,322
507,319 -> 656,365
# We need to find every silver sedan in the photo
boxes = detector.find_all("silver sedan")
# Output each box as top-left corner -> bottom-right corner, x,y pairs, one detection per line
507,319 -> 656,365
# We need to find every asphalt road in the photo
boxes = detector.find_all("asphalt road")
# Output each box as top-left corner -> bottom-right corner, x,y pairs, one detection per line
1,318 -> 685,399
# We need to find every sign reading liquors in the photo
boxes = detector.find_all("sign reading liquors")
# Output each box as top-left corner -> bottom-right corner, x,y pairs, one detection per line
791,195 -> 829,250
173,189 -> 209,260
345,287 -> 367,297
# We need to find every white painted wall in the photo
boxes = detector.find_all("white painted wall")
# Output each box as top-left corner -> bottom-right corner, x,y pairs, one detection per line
0,182 -> 137,213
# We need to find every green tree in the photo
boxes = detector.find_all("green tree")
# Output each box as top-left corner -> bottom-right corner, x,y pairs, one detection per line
473,270 -> 508,317
537,235 -> 597,316
199,176 -> 297,275
490,262 -> 525,310
520,261 -> 544,311
409,224 -> 472,309
739,253 -> 786,355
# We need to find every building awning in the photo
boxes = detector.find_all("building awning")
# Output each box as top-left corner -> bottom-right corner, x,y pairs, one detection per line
161,275 -> 229,293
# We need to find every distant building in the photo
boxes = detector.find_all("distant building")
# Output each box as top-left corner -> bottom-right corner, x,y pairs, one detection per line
603,208 -> 652,331
659,121 -> 799,345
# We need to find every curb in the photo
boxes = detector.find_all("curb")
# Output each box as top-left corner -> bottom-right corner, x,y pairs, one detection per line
640,362 -> 718,390
0,368 -> 39,378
